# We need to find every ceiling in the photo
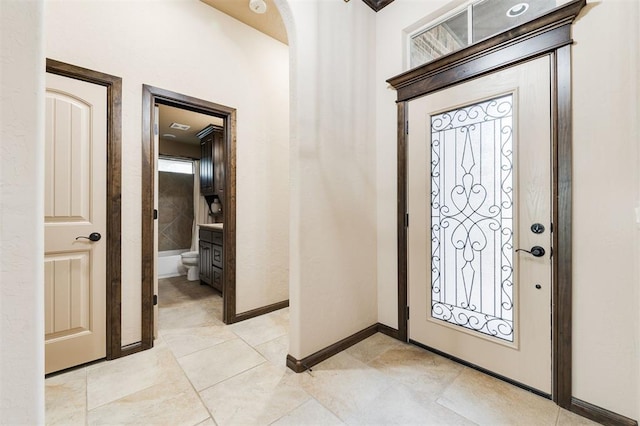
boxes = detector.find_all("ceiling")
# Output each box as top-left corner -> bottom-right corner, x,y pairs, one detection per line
200,0 -> 288,45
158,104 -> 223,145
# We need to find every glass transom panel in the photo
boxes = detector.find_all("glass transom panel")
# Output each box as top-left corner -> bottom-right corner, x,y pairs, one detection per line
409,0 -> 558,68
430,94 -> 515,342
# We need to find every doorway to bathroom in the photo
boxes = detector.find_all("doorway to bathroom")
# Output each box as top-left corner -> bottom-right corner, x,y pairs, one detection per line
141,86 -> 238,347
154,145 -> 223,338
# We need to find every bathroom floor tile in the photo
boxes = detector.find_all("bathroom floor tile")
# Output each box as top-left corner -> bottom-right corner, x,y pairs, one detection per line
158,275 -> 221,308
158,301 -> 223,330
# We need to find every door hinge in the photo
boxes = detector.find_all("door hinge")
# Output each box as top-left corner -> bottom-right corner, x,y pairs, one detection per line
405,213 -> 409,228
550,222 -> 553,233
153,294 -> 158,306
407,306 -> 410,320
153,209 -> 158,220
405,121 -> 409,134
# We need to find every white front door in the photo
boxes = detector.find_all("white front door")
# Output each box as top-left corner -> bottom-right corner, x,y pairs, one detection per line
45,72 -> 107,374
408,56 -> 552,393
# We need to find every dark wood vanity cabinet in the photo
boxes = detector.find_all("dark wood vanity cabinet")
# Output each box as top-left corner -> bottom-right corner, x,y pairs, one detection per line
199,133 -> 214,195
197,125 -> 224,197
212,130 -> 225,197
199,227 -> 223,293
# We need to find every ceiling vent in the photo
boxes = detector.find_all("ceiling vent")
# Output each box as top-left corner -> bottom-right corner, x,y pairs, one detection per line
170,122 -> 191,131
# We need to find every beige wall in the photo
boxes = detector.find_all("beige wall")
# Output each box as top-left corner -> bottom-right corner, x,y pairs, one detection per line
0,0 -> 45,422
571,0 -> 639,418
45,0 -> 290,344
281,0 -> 379,358
375,0 -> 639,419
375,0 -> 449,329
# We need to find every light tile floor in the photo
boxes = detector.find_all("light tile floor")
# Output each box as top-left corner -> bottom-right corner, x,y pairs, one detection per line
46,276 -> 600,425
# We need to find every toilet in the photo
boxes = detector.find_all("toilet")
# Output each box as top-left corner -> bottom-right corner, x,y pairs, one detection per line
180,251 -> 200,281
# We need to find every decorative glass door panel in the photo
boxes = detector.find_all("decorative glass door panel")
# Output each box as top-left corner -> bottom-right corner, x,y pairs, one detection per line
430,94 -> 514,342
407,56 -> 552,393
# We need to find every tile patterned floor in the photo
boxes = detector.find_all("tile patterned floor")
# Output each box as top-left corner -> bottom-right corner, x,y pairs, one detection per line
46,276 -> 600,425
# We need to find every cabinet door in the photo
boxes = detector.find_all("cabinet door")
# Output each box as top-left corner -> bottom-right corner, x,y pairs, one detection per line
200,135 -> 214,195
211,266 -> 223,293
213,131 -> 225,196
198,241 -> 212,284
212,243 -> 223,269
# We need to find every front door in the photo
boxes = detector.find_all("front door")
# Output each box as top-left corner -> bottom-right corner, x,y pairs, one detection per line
45,72 -> 107,374
407,56 -> 552,393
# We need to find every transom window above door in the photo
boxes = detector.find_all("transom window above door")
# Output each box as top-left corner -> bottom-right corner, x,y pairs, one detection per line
408,0 -> 567,68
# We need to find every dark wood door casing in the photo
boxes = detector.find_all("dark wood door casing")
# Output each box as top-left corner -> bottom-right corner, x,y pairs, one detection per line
387,0 -> 586,410
141,85 -> 238,340
362,0 -> 394,12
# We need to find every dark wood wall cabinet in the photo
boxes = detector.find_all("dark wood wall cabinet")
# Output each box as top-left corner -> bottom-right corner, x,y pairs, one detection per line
196,125 -> 225,198
199,227 -> 223,293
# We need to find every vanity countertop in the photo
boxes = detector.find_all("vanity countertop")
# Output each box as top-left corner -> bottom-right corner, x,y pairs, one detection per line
199,223 -> 223,230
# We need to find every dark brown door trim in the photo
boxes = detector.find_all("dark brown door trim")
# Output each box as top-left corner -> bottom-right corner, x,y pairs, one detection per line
45,59 -> 123,360
361,0 -> 394,12
141,86 -> 238,345
387,0 -> 586,410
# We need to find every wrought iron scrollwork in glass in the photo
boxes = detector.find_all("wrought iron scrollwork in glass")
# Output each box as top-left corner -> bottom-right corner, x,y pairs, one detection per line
430,94 -> 515,342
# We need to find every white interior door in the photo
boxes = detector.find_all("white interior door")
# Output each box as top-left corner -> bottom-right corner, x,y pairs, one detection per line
408,56 -> 552,393
45,73 -> 107,374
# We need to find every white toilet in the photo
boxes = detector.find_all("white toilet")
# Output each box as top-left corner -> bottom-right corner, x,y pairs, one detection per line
180,251 -> 200,281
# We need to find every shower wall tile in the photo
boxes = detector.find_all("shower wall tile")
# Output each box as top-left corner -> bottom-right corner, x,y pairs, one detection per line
159,172 -> 194,252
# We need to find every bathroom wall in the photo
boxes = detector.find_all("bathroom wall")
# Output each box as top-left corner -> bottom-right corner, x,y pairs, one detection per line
158,171 -> 194,252
159,137 -> 200,159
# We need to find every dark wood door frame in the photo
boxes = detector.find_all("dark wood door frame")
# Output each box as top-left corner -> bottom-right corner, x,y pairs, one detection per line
387,0 -> 585,410
141,86 -> 239,346
45,59 -> 124,360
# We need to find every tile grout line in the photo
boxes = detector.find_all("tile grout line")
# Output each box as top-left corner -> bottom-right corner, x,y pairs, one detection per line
160,331 -> 219,426
165,331 -> 236,360
158,278 -> 223,425
266,394 -> 316,425
431,366 -> 483,426
196,358 -> 269,394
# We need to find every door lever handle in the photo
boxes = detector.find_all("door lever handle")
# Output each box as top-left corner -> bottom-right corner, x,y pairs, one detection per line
516,246 -> 545,257
75,232 -> 102,242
